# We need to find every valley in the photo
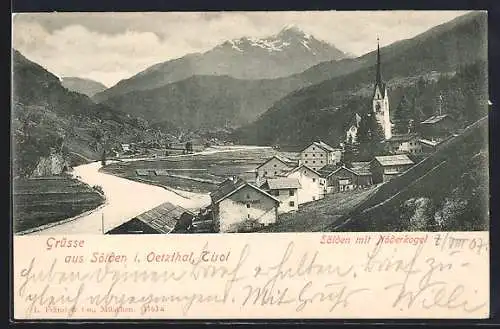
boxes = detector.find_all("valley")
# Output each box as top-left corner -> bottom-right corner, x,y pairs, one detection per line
11,11 -> 489,235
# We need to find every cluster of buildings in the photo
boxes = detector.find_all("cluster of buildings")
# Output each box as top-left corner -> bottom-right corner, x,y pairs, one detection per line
107,39 -> 461,235
345,39 -> 458,157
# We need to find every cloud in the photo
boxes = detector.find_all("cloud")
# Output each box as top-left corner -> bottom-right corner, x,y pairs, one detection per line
12,11 -> 470,87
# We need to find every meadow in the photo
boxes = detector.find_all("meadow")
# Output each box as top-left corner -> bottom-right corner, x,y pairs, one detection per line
13,176 -> 105,233
101,147 -> 300,194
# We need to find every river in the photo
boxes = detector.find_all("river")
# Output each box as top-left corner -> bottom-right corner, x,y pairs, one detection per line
29,146 -> 272,235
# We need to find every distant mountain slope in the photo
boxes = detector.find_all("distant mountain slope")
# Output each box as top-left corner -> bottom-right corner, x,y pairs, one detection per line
233,12 -> 488,147
11,50 -> 170,176
61,77 -> 107,97
100,74 -> 306,129
94,26 -> 348,102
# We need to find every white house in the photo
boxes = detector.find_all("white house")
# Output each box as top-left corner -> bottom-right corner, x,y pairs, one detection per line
210,176 -> 280,233
259,177 -> 301,214
284,164 -> 326,204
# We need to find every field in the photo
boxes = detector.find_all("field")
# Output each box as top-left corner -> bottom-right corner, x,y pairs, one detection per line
13,176 -> 105,233
101,147 -> 300,193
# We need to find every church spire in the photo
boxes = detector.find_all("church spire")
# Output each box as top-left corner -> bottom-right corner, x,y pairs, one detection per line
376,37 -> 382,86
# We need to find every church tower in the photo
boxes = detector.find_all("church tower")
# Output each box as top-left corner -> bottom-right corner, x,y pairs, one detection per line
372,38 -> 392,140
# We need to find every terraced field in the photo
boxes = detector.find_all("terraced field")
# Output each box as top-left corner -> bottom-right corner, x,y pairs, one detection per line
13,176 -> 105,233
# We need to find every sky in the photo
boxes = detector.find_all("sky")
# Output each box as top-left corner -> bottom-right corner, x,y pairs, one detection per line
12,11 -> 470,87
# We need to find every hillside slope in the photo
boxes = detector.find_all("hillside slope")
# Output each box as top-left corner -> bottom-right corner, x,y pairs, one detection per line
11,50 -> 169,176
61,77 -> 108,97
100,74 -> 306,129
334,116 -> 488,232
234,11 -> 488,148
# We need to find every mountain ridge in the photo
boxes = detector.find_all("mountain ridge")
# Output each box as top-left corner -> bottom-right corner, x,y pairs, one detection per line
233,11 -> 488,148
93,26 -> 347,102
61,77 -> 108,97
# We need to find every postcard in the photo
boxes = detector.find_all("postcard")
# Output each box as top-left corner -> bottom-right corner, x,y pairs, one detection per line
11,10 -> 490,320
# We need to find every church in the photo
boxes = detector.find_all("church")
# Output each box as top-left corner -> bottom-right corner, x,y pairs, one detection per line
346,39 -> 393,144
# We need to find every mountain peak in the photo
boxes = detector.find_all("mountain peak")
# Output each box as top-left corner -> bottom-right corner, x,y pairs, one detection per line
277,25 -> 310,40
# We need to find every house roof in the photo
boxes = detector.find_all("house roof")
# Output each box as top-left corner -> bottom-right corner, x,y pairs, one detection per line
286,164 -> 322,177
317,164 -> 339,178
133,202 -> 194,234
374,154 -> 414,166
419,139 -> 441,147
301,141 -> 338,153
210,177 -> 280,204
255,155 -> 296,169
388,133 -> 420,142
263,178 -> 301,190
421,114 -> 453,124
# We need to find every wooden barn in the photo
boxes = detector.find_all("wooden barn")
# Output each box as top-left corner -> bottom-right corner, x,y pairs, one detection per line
370,154 -> 415,184
420,114 -> 456,140
320,161 -> 373,193
105,202 -> 195,234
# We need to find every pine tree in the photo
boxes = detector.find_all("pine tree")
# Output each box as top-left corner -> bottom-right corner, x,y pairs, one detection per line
393,95 -> 413,134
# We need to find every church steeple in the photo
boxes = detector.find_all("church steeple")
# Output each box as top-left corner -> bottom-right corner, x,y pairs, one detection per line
376,37 -> 382,86
372,37 -> 392,140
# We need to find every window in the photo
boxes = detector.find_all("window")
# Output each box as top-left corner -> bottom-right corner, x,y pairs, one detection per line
246,194 -> 250,199
313,147 -> 315,150
274,171 -> 277,175
312,178 -> 316,182
264,171 -> 268,175
313,161 -> 316,164
313,154 -> 315,157
289,201 -> 295,207
289,189 -> 295,196
274,164 -> 277,167
246,204 -> 250,208
273,190 -> 279,196
247,214 -> 250,218
313,196 -> 316,201
305,154 -> 307,157
321,161 -> 323,164
305,160 -> 308,163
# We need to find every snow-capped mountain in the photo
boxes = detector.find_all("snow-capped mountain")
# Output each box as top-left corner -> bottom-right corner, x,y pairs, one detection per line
94,26 -> 348,102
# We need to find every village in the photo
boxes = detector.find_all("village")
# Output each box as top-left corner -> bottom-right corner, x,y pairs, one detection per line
105,40 -> 462,235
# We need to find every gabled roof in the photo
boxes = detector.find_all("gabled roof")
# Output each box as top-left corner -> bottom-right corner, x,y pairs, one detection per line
421,114 -> 454,125
387,133 -> 420,142
373,154 -> 414,166
373,81 -> 387,99
133,202 -> 194,234
255,155 -> 296,169
317,164 -> 339,178
326,166 -> 359,178
262,178 -> 301,190
286,164 -> 322,177
210,177 -> 280,204
301,141 -> 338,153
